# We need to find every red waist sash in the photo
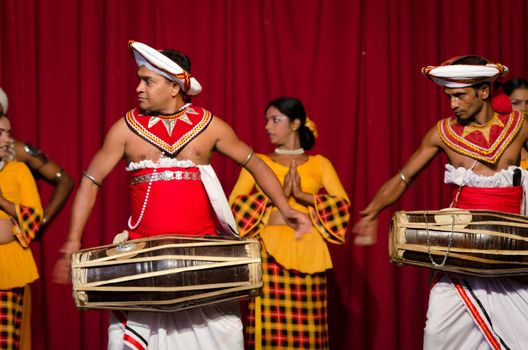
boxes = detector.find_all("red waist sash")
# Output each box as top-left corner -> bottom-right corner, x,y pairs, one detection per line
128,166 -> 217,239
451,186 -> 523,214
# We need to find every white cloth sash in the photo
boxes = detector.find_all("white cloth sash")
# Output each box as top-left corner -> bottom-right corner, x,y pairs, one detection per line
196,164 -> 238,236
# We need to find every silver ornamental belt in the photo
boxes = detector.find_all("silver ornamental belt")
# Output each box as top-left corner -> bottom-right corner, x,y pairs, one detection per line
130,170 -> 201,185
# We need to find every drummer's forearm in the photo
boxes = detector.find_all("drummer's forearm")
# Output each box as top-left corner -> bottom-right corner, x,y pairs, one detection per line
362,175 -> 407,218
66,179 -> 99,247
245,158 -> 291,213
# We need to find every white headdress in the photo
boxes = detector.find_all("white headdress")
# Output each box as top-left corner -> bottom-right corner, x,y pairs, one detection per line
0,87 -> 8,114
129,41 -> 202,96
422,56 -> 508,88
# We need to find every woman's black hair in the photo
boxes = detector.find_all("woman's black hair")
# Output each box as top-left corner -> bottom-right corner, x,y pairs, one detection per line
265,97 -> 315,150
503,78 -> 528,96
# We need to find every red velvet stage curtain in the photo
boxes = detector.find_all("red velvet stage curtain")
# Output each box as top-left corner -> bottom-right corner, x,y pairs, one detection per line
1,0 -> 528,349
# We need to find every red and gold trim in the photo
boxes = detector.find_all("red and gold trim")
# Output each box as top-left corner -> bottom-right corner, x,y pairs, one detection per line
437,111 -> 523,164
125,106 -> 212,155
175,71 -> 191,92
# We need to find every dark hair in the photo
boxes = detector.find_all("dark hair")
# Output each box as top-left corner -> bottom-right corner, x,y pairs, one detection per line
502,78 -> 528,96
451,55 -> 489,66
160,49 -> 191,72
265,97 -> 315,150
160,49 -> 192,102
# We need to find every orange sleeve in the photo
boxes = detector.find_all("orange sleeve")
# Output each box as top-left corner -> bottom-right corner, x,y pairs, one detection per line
12,163 -> 43,247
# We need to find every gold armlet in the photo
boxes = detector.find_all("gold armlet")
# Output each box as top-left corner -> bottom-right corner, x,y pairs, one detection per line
240,149 -> 254,168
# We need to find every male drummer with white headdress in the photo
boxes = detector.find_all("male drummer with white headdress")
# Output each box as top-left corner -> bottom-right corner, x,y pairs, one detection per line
53,41 -> 311,350
353,55 -> 528,349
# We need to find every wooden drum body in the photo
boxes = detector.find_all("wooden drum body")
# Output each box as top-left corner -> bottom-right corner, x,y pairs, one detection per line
390,209 -> 528,276
72,235 -> 262,312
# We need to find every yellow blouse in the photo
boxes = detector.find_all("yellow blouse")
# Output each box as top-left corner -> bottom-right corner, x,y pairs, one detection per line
0,161 -> 42,289
229,154 -> 350,273
229,154 -> 350,211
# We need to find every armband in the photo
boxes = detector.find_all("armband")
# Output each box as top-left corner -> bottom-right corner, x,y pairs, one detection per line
240,149 -> 254,167
82,171 -> 102,187
398,169 -> 411,187
24,144 -> 48,163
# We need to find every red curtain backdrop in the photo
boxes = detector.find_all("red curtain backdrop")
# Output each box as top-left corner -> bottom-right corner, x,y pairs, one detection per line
1,0 -> 528,349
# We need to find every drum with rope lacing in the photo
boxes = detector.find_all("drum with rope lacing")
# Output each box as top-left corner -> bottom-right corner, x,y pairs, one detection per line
71,235 -> 262,312
390,209 -> 528,276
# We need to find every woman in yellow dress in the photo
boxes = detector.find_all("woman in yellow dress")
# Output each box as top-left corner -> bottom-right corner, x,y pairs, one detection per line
229,97 -> 350,349
0,114 -> 43,349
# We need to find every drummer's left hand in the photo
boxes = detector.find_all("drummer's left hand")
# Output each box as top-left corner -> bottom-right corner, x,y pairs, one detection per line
282,208 -> 311,239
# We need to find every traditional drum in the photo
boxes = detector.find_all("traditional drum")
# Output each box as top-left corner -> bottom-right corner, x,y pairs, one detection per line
390,209 -> 528,276
71,235 -> 262,312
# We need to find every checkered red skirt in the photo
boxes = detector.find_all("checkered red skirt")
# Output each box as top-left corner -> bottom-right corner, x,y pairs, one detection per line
245,254 -> 329,349
0,287 -> 25,349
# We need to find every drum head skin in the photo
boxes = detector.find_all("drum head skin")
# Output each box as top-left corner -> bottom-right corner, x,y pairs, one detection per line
106,241 -> 147,260
433,209 -> 473,230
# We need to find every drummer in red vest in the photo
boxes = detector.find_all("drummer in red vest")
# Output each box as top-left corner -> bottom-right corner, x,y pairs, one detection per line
353,55 -> 528,349
53,41 -> 311,350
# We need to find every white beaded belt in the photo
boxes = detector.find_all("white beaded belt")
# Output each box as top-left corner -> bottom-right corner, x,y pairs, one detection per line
130,170 -> 201,185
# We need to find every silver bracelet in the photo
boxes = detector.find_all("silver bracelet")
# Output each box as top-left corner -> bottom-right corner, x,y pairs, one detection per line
240,149 -> 254,167
82,171 -> 102,187
398,169 -> 411,187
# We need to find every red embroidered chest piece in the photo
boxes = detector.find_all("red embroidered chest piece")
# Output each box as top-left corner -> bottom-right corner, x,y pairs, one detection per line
125,105 -> 212,155
437,111 -> 523,164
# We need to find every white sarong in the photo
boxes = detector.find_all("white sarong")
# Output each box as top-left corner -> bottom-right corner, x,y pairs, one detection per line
423,165 -> 528,349
424,274 -> 528,349
108,302 -> 243,350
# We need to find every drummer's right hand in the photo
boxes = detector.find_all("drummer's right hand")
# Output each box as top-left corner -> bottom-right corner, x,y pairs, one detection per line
352,211 -> 378,246
52,240 -> 81,284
